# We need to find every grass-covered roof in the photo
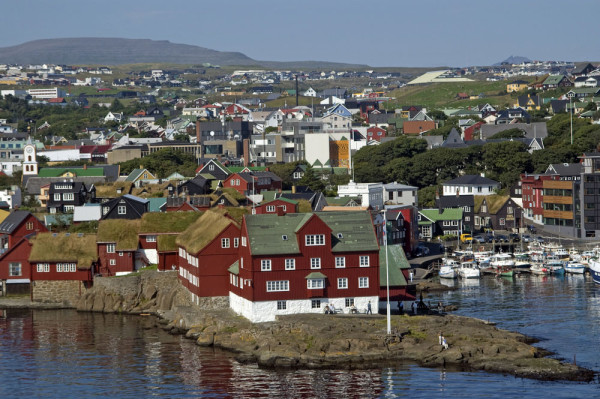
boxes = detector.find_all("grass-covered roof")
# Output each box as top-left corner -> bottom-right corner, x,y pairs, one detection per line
94,182 -> 133,198
29,233 -> 98,269
474,195 -> 510,214
176,210 -> 240,254
139,212 -> 201,234
97,219 -> 140,250
157,234 -> 179,252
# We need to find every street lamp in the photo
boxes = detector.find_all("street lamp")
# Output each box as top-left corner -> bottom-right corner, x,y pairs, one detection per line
568,92 -> 574,145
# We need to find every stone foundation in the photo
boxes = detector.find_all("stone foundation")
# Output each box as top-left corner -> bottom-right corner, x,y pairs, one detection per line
33,280 -> 87,306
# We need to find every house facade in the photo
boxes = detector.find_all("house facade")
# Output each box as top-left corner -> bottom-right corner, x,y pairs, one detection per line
474,195 -> 522,232
97,219 -> 140,276
0,211 -> 47,254
100,195 -> 149,220
47,181 -> 94,213
442,175 -> 501,196
229,211 -> 380,323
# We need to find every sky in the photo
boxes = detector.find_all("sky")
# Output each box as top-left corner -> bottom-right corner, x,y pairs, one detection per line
4,0 -> 600,68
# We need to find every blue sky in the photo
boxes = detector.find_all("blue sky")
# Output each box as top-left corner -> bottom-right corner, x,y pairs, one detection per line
4,0 -> 600,67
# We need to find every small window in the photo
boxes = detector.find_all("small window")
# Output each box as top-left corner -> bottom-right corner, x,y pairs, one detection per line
310,258 -> 321,269
337,233 -> 343,239
359,256 -> 370,267
337,278 -> 348,289
234,237 -> 239,248
261,259 -> 272,271
110,259 -> 116,266
277,300 -> 287,310
9,262 -> 21,276
285,259 -> 296,270
335,257 -> 346,268
26,222 -> 34,230
118,205 -> 126,215
359,277 -> 369,288
311,299 -> 321,309
146,235 -> 157,243
106,244 -> 115,253
266,205 -> 275,213
345,298 -> 354,307
282,235 -> 288,241
221,238 -> 230,248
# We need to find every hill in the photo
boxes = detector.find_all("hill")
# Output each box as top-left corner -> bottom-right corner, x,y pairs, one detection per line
493,55 -> 532,66
0,38 -> 369,68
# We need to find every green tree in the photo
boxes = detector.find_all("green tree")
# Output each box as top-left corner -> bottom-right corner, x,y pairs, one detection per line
298,166 -> 325,192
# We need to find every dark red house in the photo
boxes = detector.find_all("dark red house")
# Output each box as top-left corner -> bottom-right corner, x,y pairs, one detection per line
0,235 -> 35,295
0,211 -> 47,254
366,126 -> 387,142
229,211 -> 381,323
96,219 -> 140,276
176,211 -> 241,299
222,171 -> 282,196
252,198 -> 298,215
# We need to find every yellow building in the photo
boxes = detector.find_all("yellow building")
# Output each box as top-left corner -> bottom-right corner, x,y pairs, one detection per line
506,80 -> 529,93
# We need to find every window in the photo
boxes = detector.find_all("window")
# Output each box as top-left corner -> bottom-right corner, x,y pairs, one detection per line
359,256 -> 370,267
234,238 -> 239,248
221,238 -> 230,248
37,263 -> 49,272
107,244 -> 116,253
335,257 -> 345,268
307,279 -> 324,289
285,259 -> 295,270
110,259 -> 116,266
119,252 -> 123,257
103,206 -> 109,215
242,236 -> 247,247
54,193 -> 61,201
507,206 -> 513,215
345,298 -> 354,307
118,205 -> 126,215
277,301 -> 287,310
266,280 -> 289,292
305,234 -> 325,246
64,193 -> 74,201
499,218 -> 506,226
359,277 -> 369,288
10,263 -> 21,276
337,278 -> 348,289
26,222 -> 34,230
266,205 -> 275,213
261,259 -> 272,271
311,299 -> 321,309
146,235 -> 157,243
310,258 -> 321,269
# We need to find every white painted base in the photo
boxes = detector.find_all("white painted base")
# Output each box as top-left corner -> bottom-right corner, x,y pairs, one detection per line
229,292 -> 379,323
140,249 -> 158,265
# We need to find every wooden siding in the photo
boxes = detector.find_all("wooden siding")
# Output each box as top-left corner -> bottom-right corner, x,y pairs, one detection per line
543,180 -> 573,189
31,262 -> 92,282
97,243 -> 136,276
543,195 -> 573,205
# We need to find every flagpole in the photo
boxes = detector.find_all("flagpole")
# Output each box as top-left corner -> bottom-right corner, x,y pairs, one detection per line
384,208 -> 391,335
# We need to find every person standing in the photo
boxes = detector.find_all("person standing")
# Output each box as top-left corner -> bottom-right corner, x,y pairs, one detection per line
439,331 -> 443,345
367,301 -> 372,314
398,301 -> 403,315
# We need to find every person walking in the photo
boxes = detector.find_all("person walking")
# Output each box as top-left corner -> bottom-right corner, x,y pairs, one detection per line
367,301 -> 372,314
398,301 -> 403,315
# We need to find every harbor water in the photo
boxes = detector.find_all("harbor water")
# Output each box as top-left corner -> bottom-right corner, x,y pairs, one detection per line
1,274 -> 600,398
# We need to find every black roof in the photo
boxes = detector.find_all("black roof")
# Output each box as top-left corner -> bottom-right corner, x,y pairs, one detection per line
0,211 -> 31,234
437,195 -> 475,208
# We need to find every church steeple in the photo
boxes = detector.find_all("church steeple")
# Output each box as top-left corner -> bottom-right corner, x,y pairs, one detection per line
22,136 -> 38,176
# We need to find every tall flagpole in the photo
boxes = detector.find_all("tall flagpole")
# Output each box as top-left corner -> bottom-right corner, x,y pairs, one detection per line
385,208 -> 391,334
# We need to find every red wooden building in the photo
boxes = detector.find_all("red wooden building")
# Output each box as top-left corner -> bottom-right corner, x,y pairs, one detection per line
521,173 -> 554,226
222,171 -> 282,196
96,219 -> 140,276
0,211 -> 47,254
0,235 -> 35,295
176,211 -> 241,302
252,198 -> 298,215
229,211 -> 381,323
366,126 -> 387,142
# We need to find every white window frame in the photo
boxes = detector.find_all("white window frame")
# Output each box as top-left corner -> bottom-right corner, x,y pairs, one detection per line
359,256 -> 370,267
266,205 -> 275,213
337,277 -> 348,289
335,257 -> 346,268
277,300 -> 287,310
146,235 -> 157,243
310,257 -> 321,269
110,259 -> 116,266
63,193 -> 74,201
359,277 -> 369,288
266,280 -> 289,292
106,243 -> 116,253
233,237 -> 239,248
305,234 -> 325,246
53,193 -> 61,201
285,258 -> 295,270
307,279 -> 324,289
242,236 -> 247,247
118,205 -> 126,215
221,238 -> 230,248
261,259 -> 272,271
311,299 -> 321,309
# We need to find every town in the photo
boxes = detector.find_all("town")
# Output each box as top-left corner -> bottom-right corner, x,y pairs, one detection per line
1,58 -> 600,323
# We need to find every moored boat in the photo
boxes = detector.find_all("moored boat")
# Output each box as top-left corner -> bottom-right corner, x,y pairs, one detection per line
588,259 -> 600,284
439,258 -> 459,279
530,263 -> 550,275
458,261 -> 480,279
565,262 -> 586,274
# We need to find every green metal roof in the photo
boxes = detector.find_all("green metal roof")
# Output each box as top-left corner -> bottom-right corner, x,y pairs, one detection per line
419,208 -> 463,222
228,260 -> 239,275
245,211 -> 379,256
305,272 -> 327,279
147,198 -> 167,213
227,166 -> 267,174
543,75 -> 566,85
379,244 -> 409,287
260,190 -> 279,202
38,167 -> 105,177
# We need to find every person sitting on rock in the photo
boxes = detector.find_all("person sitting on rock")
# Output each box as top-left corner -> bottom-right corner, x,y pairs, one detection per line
324,305 -> 330,314
442,336 -> 449,350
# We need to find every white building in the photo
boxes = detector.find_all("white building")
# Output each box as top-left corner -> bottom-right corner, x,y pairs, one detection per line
38,149 -> 80,162
337,181 -> 384,210
27,87 -> 66,99
383,182 -> 419,207
0,185 -> 22,209
442,175 -> 500,196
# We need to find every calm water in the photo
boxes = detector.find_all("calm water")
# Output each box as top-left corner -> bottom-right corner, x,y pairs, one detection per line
1,275 -> 600,398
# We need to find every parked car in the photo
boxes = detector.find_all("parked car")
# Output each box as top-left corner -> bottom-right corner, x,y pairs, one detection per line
509,233 -> 520,242
494,234 -> 509,243
521,234 -> 532,243
535,236 -> 545,243
415,244 -> 430,257
472,235 -> 487,244
460,233 -> 473,243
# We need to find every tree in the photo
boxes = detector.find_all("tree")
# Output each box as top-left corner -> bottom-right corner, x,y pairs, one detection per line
111,99 -> 124,112
298,166 -> 325,192
488,128 -> 525,140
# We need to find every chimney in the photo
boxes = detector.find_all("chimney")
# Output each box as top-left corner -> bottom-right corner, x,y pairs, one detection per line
456,189 -> 459,198
140,165 -> 143,169
292,185 -> 296,194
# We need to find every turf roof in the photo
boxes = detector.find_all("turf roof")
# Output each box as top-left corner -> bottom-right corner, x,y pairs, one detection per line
157,234 -> 179,252
29,233 -> 98,269
474,195 -> 510,214
176,210 -> 240,254
139,211 -> 201,233
97,219 -> 141,250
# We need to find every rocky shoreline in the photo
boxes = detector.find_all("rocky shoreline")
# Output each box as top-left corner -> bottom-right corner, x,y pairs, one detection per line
0,271 -> 595,382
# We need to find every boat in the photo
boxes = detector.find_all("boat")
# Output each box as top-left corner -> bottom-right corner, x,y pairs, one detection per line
458,261 -> 480,279
513,252 -> 531,270
545,257 -> 565,275
565,262 -> 586,274
588,259 -> 600,284
439,258 -> 459,279
496,266 -> 514,278
490,253 -> 515,270
530,263 -> 550,275
552,247 -> 570,260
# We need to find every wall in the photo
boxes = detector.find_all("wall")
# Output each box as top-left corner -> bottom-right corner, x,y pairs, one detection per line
32,280 -> 86,305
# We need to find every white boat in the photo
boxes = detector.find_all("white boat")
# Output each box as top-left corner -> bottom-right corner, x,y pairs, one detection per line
552,247 -> 569,260
530,263 -> 550,275
490,253 -> 515,269
458,261 -> 480,279
589,259 -> 600,284
565,262 -> 586,274
545,258 -> 565,275
439,258 -> 459,279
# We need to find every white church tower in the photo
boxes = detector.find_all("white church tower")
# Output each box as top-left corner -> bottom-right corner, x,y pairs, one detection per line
22,137 -> 38,176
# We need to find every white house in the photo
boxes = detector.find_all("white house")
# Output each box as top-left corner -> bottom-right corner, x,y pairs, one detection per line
0,185 -> 22,208
104,112 -> 123,123
337,181 -> 384,210
383,182 -> 419,207
442,175 -> 500,196
303,87 -> 317,97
